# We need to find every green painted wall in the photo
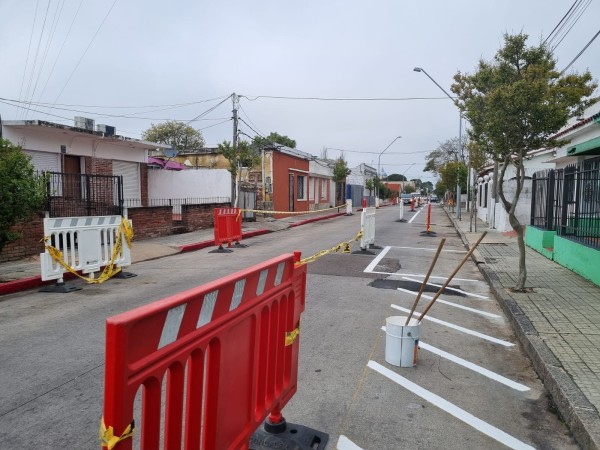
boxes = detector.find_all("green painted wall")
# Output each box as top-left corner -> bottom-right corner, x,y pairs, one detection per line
554,236 -> 600,287
525,226 -> 555,260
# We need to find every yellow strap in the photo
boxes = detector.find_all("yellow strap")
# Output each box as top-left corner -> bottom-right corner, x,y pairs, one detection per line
285,327 -> 300,346
299,230 -> 363,265
43,218 -> 134,285
239,204 -> 345,216
99,417 -> 135,449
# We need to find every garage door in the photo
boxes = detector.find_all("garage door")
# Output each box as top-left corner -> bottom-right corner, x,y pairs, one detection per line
24,150 -> 60,173
112,161 -> 140,201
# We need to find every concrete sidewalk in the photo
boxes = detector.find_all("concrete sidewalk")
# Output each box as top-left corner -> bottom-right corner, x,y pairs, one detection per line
0,209 -> 347,295
448,207 -> 600,449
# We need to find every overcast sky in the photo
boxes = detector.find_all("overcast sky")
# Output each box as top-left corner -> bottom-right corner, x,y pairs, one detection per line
1,0 -> 598,182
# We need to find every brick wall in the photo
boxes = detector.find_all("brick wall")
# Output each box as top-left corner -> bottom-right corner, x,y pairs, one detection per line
182,204 -> 216,231
127,206 -> 173,239
140,163 -> 148,206
0,214 -> 45,263
85,156 -> 112,175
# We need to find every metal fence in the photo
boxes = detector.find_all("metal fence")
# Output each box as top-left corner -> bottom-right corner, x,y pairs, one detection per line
124,197 -> 231,220
45,171 -> 123,218
531,156 -> 600,249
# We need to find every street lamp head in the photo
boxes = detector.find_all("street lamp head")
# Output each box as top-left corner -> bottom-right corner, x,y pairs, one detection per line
413,67 -> 423,72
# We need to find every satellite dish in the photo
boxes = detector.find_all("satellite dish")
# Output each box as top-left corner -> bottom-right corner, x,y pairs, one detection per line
163,146 -> 178,158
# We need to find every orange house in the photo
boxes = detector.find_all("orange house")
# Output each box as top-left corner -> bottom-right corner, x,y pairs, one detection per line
263,145 -> 312,217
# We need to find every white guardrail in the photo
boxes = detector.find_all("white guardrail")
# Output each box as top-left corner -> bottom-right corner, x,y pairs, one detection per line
360,207 -> 376,250
40,215 -> 132,282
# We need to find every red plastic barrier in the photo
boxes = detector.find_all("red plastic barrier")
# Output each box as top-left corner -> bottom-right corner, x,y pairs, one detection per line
361,197 -> 367,209
214,207 -> 242,248
102,252 -> 307,450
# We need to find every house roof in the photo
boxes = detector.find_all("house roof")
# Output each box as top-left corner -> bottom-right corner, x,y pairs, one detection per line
265,143 -> 315,161
2,120 -> 170,151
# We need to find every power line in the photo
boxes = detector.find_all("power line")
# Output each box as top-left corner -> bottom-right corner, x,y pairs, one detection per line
241,94 -> 452,102
238,102 -> 265,137
543,0 -> 580,45
18,0 -> 40,114
238,117 -> 265,139
185,95 -> 232,125
550,0 -> 592,51
50,0 -> 119,109
32,0 -> 84,116
21,0 -> 51,118
560,28 -> 600,74
326,146 -> 431,155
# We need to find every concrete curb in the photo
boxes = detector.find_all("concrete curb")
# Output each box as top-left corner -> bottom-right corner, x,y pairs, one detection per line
446,210 -> 600,450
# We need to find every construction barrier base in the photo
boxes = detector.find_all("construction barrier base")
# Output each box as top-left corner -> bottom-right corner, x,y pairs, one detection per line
420,230 -> 438,237
370,244 -> 383,250
111,271 -> 137,279
39,281 -> 81,293
352,248 -> 377,255
209,245 -> 234,253
395,218 -> 407,223
250,418 -> 329,450
232,242 -> 248,248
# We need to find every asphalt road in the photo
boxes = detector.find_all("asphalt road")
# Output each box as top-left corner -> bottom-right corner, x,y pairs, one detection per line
0,205 -> 578,449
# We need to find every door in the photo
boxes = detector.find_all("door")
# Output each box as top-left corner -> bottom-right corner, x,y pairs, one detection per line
62,155 -> 82,199
289,174 -> 294,212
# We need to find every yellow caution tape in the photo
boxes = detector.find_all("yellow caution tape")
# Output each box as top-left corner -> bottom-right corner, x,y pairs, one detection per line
240,204 -> 345,216
99,417 -> 135,449
43,218 -> 134,284
285,327 -> 300,346
299,230 -> 363,265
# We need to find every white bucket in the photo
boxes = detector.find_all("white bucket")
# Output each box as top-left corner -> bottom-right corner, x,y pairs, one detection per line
385,316 -> 420,367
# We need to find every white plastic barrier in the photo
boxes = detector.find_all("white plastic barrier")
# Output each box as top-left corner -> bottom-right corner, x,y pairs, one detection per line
40,215 -> 132,282
360,207 -> 376,250
346,199 -> 353,215
399,199 -> 404,221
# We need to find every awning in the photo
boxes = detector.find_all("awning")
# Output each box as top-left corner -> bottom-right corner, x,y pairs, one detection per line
147,156 -> 187,170
567,136 -> 600,156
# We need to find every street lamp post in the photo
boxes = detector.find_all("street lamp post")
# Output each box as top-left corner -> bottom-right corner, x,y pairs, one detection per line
376,136 -> 402,207
413,67 -> 463,220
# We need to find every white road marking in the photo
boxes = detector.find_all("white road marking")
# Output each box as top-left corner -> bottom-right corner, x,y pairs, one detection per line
396,288 -> 500,318
390,305 -> 515,347
337,435 -> 364,450
380,327 -> 528,391
367,361 -> 535,450
364,246 -> 391,273
408,208 -> 422,223
388,246 -> 467,253
419,342 -> 530,392
365,269 -> 481,283
401,276 -> 490,300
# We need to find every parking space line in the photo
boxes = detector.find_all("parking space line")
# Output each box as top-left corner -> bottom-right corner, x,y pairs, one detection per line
365,269 -> 481,283
337,435 -> 364,450
402,276 -> 489,300
396,288 -> 500,318
390,305 -> 515,347
419,342 -> 530,391
388,246 -> 467,253
364,246 -> 391,273
408,208 -> 422,224
367,361 -> 535,450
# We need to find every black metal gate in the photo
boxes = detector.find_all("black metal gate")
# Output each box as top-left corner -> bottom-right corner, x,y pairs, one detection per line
45,172 -> 123,218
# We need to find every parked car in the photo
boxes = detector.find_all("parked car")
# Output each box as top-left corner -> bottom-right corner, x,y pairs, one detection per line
430,194 -> 439,203
401,193 -> 413,205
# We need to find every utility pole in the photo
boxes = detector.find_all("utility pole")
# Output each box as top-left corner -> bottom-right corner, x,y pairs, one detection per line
232,93 -> 240,207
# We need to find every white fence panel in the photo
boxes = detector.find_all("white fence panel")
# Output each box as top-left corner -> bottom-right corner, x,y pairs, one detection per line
360,207 -> 376,250
40,216 -> 131,282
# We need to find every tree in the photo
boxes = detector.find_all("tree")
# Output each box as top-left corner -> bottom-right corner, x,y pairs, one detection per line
403,184 -> 416,194
0,139 -> 47,254
252,132 -> 296,149
424,137 -> 467,177
332,157 -> 351,206
364,178 -> 375,196
452,33 -> 597,291
387,173 -> 407,181
217,140 -> 261,206
438,161 -> 468,195
142,120 -> 205,151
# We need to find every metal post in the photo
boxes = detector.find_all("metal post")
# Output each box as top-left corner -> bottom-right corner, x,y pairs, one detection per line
456,114 -> 462,220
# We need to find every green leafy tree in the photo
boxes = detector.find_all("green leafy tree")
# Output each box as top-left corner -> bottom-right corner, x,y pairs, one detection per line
422,181 -> 434,194
452,33 -> 597,290
387,173 -> 407,181
403,184 -> 416,194
142,120 -> 205,152
364,178 -> 374,195
217,140 -> 261,206
438,161 -> 468,194
332,157 -> 351,206
252,132 -> 296,149
434,180 -> 446,198
0,139 -> 47,253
